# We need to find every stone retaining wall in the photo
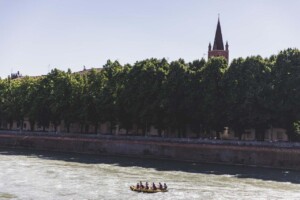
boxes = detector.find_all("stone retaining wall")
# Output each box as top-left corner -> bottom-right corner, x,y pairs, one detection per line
0,134 -> 300,170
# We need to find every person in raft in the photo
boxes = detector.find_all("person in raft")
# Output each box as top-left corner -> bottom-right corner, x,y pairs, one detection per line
145,182 -> 149,190
164,183 -> 168,190
136,182 -> 140,189
159,182 -> 163,190
152,182 -> 157,190
140,181 -> 144,189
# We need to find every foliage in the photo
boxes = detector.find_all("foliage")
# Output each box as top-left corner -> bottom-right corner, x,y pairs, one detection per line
1,48 -> 300,141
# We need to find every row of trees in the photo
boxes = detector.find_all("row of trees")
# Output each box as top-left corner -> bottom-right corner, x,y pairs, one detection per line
0,48 -> 300,141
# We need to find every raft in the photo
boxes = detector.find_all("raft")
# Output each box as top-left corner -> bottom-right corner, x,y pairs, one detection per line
130,186 -> 168,193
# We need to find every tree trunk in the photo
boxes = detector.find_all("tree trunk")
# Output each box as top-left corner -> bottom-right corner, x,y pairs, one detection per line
80,123 -> 84,134
9,120 -> 13,130
255,126 -> 266,141
158,129 -> 162,137
110,122 -> 114,134
66,123 -> 70,133
234,126 -> 243,140
20,119 -> 24,131
94,122 -> 98,134
85,124 -> 89,134
30,121 -> 35,131
182,127 -> 186,138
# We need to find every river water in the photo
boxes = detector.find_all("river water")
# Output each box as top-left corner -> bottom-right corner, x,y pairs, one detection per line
0,148 -> 300,200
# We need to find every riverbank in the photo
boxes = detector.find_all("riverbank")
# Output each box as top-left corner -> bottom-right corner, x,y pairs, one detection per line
0,132 -> 300,170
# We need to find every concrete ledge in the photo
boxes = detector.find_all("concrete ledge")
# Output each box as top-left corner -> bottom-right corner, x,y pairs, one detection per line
0,134 -> 300,170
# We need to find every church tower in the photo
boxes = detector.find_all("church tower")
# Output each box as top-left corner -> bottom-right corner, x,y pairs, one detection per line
208,17 -> 229,62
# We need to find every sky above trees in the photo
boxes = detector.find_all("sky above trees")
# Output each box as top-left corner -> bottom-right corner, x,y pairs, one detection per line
0,0 -> 299,78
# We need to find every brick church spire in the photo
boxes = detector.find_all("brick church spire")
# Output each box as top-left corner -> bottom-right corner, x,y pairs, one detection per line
213,17 -> 224,50
208,16 -> 229,62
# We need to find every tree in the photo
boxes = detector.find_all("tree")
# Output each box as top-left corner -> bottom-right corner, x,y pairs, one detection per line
272,48 -> 300,141
0,78 -> 15,129
86,69 -> 105,133
187,59 -> 206,137
99,60 -> 123,134
201,57 -> 228,139
0,48 -> 299,141
31,77 -> 51,131
0,79 -> 4,127
163,59 -> 190,137
42,69 -> 74,132
223,56 -> 272,140
16,77 -> 39,131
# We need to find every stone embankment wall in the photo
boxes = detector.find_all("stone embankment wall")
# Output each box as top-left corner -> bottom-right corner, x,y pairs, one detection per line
0,133 -> 300,170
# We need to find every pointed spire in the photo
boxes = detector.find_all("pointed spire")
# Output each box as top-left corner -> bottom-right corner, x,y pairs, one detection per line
213,17 -> 224,50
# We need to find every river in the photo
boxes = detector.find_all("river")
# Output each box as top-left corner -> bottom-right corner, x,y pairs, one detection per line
0,148 -> 300,200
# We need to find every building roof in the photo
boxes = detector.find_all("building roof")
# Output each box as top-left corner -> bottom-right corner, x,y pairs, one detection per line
213,18 -> 224,50
75,67 -> 102,75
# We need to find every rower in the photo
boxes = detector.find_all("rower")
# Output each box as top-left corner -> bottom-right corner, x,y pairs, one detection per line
159,182 -> 163,190
140,181 -> 144,189
145,182 -> 149,189
136,183 -> 140,189
164,183 -> 168,190
152,182 -> 157,190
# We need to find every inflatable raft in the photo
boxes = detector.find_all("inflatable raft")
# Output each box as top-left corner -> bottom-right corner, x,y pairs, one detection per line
130,186 -> 168,193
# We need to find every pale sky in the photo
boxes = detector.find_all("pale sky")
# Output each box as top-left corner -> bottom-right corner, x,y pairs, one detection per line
0,0 -> 299,78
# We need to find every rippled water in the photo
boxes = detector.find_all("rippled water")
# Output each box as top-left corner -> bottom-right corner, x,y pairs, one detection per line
0,148 -> 300,200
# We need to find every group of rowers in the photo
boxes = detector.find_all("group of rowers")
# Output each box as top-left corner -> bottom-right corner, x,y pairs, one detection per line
136,181 -> 167,190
